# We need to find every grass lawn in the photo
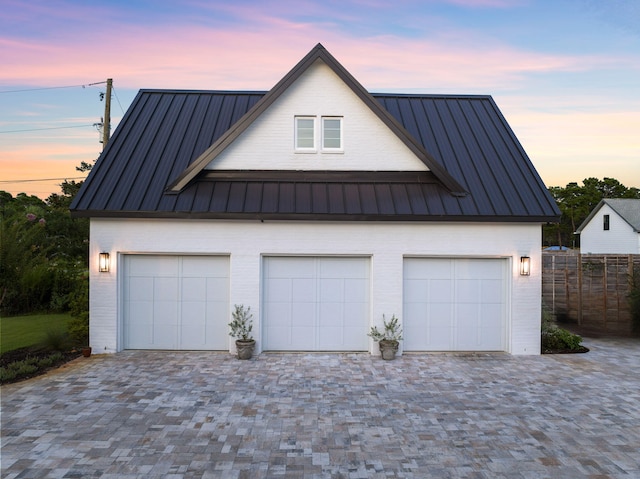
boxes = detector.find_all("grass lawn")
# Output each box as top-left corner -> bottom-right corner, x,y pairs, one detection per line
0,313 -> 73,354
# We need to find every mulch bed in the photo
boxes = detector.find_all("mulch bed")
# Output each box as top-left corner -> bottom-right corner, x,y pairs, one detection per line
0,347 -> 83,385
542,346 -> 590,354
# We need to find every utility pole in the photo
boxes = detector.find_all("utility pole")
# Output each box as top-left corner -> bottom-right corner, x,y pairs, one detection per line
102,78 -> 112,150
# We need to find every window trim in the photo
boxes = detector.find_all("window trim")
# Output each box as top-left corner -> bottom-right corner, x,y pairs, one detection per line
321,116 -> 343,152
603,214 -> 610,231
295,116 -> 316,152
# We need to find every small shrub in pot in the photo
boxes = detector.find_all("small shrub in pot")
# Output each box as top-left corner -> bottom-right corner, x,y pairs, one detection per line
368,314 -> 403,360
228,304 -> 256,360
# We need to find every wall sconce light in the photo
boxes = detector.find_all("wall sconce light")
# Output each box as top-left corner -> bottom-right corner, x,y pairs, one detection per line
99,252 -> 110,272
520,256 -> 531,276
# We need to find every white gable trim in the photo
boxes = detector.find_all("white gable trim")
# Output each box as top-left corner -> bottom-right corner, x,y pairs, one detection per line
166,44 -> 466,195
206,61 -> 429,172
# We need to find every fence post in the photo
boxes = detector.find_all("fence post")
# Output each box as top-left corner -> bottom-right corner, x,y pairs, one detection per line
577,254 -> 583,325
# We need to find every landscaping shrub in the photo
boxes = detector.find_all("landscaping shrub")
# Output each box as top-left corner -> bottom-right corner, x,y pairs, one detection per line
0,351 -> 67,384
42,329 -> 71,352
541,305 -> 585,353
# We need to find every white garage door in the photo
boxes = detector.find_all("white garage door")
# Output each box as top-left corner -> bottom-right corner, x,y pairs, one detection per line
123,255 -> 229,350
403,258 -> 507,351
263,257 -> 370,351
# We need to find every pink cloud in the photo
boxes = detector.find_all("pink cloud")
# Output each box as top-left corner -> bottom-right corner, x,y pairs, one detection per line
1,22 -> 624,94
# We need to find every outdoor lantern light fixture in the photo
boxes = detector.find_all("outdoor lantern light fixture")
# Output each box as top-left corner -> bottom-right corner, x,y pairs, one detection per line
520,256 -> 531,276
99,252 -> 110,272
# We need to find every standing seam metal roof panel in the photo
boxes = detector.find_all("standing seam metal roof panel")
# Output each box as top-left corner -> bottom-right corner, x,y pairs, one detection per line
70,90 -> 560,222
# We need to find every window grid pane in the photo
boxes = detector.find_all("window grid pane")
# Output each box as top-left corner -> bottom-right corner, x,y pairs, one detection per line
323,118 -> 341,149
296,118 -> 315,149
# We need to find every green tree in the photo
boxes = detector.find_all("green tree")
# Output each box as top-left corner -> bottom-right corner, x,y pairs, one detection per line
0,162 -> 92,314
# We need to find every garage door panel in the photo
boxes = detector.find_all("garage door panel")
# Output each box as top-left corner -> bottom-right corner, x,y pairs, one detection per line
430,279 -> 453,301
263,257 -> 369,351
292,302 -> 315,326
319,302 -> 344,326
320,279 -> 344,302
404,257 -> 451,279
154,277 -> 179,301
181,256 -> 226,276
180,304 -> 206,346
404,279 -> 427,301
181,301 -> 206,323
128,277 -> 154,301
404,258 -> 506,352
206,277 -> 228,300
291,327 -> 315,349
456,279 -> 481,302
318,327 -> 343,349
429,321 -> 454,350
320,257 -> 366,277
153,301 -> 178,326
182,277 -> 206,301
124,255 -> 229,350
129,256 -> 178,276
292,278 -> 316,302
481,280 -> 504,303
267,257 -> 315,277
264,302 -> 291,327
344,278 -> 368,301
265,278 -> 293,302
265,327 -> 291,350
343,301 -> 366,321
344,327 -> 368,350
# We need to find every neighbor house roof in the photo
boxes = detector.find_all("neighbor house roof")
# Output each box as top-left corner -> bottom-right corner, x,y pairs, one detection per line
70,45 -> 559,223
576,199 -> 640,233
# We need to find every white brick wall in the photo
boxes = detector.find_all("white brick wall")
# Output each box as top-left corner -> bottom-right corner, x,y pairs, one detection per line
90,219 -> 542,355
206,60 -> 428,172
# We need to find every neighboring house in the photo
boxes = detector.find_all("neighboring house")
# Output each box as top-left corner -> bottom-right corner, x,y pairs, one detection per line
70,44 -> 559,356
576,199 -> 640,254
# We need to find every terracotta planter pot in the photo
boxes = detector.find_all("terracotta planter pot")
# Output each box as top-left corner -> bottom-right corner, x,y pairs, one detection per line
82,347 -> 92,358
235,339 -> 256,360
378,340 -> 399,360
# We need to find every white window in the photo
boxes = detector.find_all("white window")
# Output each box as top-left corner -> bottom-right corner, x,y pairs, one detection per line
295,116 -> 315,150
322,117 -> 342,150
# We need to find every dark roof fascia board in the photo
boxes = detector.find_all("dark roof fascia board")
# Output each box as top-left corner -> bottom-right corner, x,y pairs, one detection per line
72,209 -> 554,223
166,44 -> 467,196
199,169 -> 442,183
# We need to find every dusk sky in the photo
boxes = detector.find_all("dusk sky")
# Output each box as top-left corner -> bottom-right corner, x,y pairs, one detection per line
1,0 -> 638,198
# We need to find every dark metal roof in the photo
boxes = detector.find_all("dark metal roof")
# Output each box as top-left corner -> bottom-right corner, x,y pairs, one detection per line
70,48 -> 560,222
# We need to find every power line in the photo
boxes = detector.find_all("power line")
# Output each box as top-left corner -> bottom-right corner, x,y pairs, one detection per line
0,124 -> 96,134
0,177 -> 87,184
0,81 -> 106,94
112,85 -> 126,115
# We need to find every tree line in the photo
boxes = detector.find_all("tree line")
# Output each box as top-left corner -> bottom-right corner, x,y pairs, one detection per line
0,163 -> 91,315
1,172 -> 638,316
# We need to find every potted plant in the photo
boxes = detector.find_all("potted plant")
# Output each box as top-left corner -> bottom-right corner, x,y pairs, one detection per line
228,304 -> 256,360
368,314 -> 403,360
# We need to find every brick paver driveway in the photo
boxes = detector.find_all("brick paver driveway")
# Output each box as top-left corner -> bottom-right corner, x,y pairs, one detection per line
2,337 -> 639,478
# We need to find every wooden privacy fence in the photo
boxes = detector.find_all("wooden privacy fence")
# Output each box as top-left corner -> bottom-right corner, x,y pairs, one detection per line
542,253 -> 640,336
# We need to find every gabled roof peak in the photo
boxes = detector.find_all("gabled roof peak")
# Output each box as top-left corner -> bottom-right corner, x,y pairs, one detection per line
576,198 -> 640,233
166,43 -> 467,195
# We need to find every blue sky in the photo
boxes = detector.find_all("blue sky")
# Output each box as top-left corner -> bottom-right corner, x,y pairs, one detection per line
1,0 -> 638,198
